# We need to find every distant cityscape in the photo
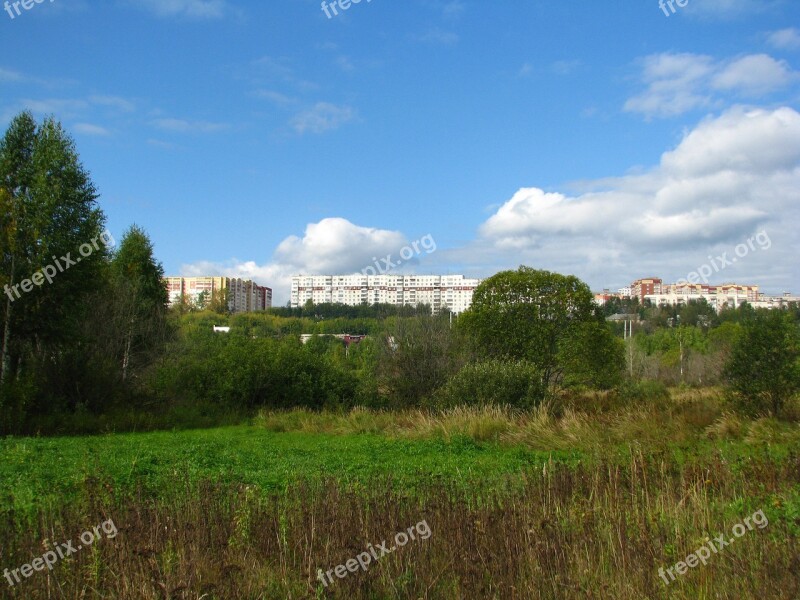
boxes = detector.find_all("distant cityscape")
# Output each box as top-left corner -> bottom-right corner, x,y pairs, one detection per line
595,278 -> 799,312
163,274 -> 798,315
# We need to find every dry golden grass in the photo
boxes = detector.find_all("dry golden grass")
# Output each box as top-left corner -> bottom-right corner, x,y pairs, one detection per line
253,388 -> 800,453
2,452 -> 798,599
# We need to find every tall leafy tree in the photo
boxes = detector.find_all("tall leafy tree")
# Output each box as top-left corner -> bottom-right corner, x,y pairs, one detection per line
460,266 -> 619,388
0,112 -> 107,386
110,225 -> 169,381
378,313 -> 463,407
724,310 -> 800,416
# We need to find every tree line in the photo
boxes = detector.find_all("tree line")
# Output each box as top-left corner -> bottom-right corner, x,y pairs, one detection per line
2,113 -> 798,434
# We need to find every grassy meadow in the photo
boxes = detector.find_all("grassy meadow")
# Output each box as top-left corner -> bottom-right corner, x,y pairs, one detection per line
1,389 -> 798,599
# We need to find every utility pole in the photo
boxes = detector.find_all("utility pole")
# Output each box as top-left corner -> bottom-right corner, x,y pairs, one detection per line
626,318 -> 635,378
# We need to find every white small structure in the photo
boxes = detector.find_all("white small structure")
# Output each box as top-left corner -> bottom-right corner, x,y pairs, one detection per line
213,326 -> 231,333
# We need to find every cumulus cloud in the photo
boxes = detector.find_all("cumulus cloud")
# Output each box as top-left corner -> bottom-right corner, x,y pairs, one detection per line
478,106 -> 800,290
625,52 -> 797,119
711,54 -> 797,95
181,218 -> 409,304
182,108 -> 800,300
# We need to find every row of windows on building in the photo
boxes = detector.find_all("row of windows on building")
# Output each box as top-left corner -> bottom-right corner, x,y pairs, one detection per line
290,275 -> 482,314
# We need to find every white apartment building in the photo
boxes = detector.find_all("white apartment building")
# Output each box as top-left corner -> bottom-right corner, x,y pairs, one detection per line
747,292 -> 800,310
290,274 -> 481,314
645,283 -> 760,312
166,276 -> 272,313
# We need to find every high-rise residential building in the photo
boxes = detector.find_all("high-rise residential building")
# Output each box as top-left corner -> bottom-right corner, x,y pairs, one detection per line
290,274 -> 481,314
165,276 -> 272,313
631,278 -> 663,302
644,282 -> 760,312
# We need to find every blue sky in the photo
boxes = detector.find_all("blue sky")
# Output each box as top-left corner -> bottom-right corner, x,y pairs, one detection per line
2,0 -> 799,304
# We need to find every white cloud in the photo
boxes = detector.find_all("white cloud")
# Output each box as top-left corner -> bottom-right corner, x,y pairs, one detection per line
0,68 -> 25,83
442,0 -> 464,18
711,54 -> 796,95
88,95 -> 136,112
660,106 -> 800,176
182,218 -> 409,305
128,0 -> 228,19
767,28 -> 800,50
20,98 -> 91,119
10,95 -> 135,126
182,109 -> 800,299
253,90 -> 295,106
625,52 -> 798,118
73,123 -> 111,136
624,53 -> 716,118
477,107 -> 800,289
152,118 -> 228,133
290,103 -> 356,134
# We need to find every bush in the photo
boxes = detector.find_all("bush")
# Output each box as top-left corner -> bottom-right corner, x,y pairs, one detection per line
152,330 -> 359,410
432,360 -> 546,409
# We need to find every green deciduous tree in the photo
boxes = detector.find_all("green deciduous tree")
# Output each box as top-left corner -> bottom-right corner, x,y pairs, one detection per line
378,314 -> 463,407
724,310 -> 800,416
110,225 -> 169,382
557,320 -> 625,389
459,266 -> 620,389
0,112 -> 107,388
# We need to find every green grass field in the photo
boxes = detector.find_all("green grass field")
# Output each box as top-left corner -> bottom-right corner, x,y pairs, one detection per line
1,394 -> 799,599
0,425 -> 583,520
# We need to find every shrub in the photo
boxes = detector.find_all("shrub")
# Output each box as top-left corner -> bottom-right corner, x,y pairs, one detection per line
152,331 -> 359,410
432,360 -> 546,409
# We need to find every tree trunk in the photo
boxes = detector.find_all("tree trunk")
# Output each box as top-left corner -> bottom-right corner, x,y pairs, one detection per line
121,283 -> 139,383
0,254 -> 15,385
122,321 -> 133,382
